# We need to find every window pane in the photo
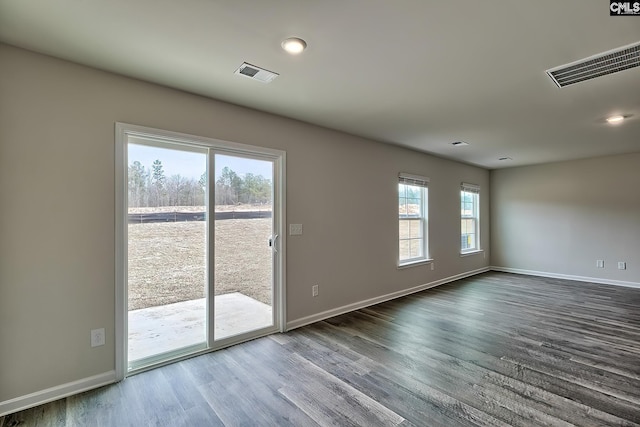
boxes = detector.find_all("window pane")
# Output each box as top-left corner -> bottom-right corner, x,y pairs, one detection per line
409,239 -> 423,258
461,218 -> 476,250
405,198 -> 420,216
461,233 -> 476,250
462,202 -> 472,216
398,183 -> 407,197
467,234 -> 476,249
461,233 -> 471,250
399,181 -> 427,264
399,240 -> 411,260
399,219 -> 411,240
408,218 -> 421,239
399,196 -> 407,214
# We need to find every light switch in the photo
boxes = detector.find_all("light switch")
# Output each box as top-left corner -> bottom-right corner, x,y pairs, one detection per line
289,224 -> 303,235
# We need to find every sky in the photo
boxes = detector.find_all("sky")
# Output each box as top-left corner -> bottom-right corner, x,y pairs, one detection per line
128,144 -> 272,180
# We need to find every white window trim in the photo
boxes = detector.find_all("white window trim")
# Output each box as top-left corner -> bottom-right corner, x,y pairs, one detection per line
460,249 -> 484,257
460,182 -> 480,254
398,173 -> 429,267
397,258 -> 434,269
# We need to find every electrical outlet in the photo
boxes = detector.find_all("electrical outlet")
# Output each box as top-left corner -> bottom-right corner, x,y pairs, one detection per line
596,260 -> 604,268
618,262 -> 626,270
430,263 -> 435,271
312,284 -> 319,297
91,328 -> 105,347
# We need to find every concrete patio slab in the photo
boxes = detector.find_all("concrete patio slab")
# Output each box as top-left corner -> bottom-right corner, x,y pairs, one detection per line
128,293 -> 272,361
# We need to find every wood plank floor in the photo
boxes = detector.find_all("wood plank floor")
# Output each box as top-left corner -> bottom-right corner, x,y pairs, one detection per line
2,272 -> 640,426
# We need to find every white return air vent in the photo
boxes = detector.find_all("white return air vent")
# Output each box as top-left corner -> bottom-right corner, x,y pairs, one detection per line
546,41 -> 640,88
234,62 -> 279,83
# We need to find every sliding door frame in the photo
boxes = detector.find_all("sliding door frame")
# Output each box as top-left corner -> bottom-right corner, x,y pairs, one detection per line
115,122 -> 286,381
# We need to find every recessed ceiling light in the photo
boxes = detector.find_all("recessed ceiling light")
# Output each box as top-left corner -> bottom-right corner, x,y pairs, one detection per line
451,141 -> 469,146
281,37 -> 307,55
606,115 -> 625,124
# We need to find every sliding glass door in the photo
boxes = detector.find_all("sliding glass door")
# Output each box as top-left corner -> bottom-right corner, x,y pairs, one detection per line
214,154 -> 275,341
116,123 -> 284,376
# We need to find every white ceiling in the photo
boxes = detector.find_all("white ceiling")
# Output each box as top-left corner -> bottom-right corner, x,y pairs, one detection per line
1,0 -> 639,169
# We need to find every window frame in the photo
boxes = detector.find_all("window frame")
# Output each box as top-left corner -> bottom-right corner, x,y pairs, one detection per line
460,183 -> 480,254
115,122 -> 286,380
398,173 -> 429,267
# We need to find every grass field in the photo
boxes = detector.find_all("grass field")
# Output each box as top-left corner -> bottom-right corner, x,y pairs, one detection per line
128,218 -> 272,310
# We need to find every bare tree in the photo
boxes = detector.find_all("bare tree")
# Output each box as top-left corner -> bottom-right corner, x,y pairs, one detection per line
149,159 -> 166,207
128,161 -> 147,207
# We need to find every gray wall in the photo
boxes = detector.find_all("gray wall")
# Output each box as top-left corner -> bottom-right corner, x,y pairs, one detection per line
0,43 -> 489,403
491,153 -> 640,284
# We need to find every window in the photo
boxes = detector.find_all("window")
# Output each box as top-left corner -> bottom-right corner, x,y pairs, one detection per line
461,183 -> 480,253
398,173 -> 429,265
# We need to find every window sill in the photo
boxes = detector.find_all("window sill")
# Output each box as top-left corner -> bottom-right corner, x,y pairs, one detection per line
398,259 -> 434,269
460,249 -> 484,257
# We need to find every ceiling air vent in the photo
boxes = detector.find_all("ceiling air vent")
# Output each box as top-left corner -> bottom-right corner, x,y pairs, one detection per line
234,62 -> 279,83
546,41 -> 640,88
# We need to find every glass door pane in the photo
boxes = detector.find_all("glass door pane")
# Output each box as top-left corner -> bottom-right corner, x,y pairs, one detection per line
214,154 -> 274,340
127,140 -> 208,368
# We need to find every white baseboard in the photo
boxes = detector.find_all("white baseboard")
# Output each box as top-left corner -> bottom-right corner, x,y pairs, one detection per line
490,266 -> 640,289
286,267 -> 490,331
0,370 -> 116,417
